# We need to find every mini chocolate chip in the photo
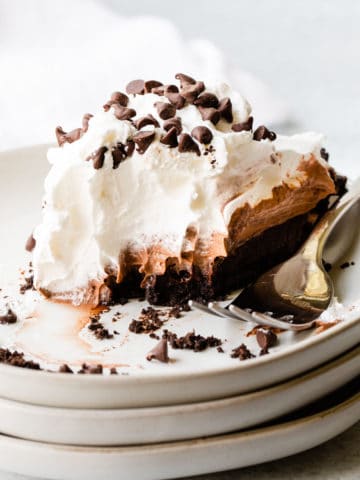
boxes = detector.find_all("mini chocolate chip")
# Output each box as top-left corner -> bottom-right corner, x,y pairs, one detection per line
144,80 -> 163,93
59,364 -> 73,373
178,133 -> 200,156
268,131 -> 277,141
320,147 -> 329,161
253,125 -> 270,141
154,102 -> 176,120
198,107 -> 220,125
163,117 -> 182,134
232,116 -> 253,132
126,79 -> 145,95
135,114 -> 160,130
133,130 -> 155,153
256,328 -> 277,351
165,92 -> 186,109
110,91 -> 129,106
110,367 -> 118,375
175,73 -> 196,87
25,233 -> 36,252
87,146 -> 108,169
112,105 -> 136,121
218,97 -> 233,123
160,127 -> 178,148
164,84 -> 179,93
194,93 -> 219,108
191,126 -> 213,144
181,81 -> 205,103
146,338 -> 169,363
151,85 -> 165,96
55,126 -> 82,146
82,113 -> 93,132
112,140 -> 135,168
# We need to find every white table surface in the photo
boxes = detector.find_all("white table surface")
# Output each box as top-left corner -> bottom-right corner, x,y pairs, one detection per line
0,422 -> 359,479
0,1 -> 359,478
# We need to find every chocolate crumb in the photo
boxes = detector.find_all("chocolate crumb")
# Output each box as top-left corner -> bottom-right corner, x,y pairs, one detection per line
25,233 -> 36,252
191,126 -> 213,144
78,363 -> 103,374
256,328 -> 277,352
135,114 -> 160,130
340,261 -> 350,269
217,346 -> 225,353
323,261 -> 332,272
160,127 -> 178,147
126,79 -> 145,95
146,338 -> 169,363
88,314 -> 114,340
0,348 -> 41,370
163,117 -> 182,135
20,275 -> 34,294
198,106 -> 220,125
0,308 -> 17,324
217,97 -> 233,122
59,364 -> 73,373
110,367 -> 118,375
144,80 -> 163,93
154,102 -> 176,120
232,116 -> 253,132
163,329 -> 222,352
129,307 -> 166,334
149,332 -> 160,340
231,343 -> 255,360
133,130 -> 155,154
178,133 -> 200,156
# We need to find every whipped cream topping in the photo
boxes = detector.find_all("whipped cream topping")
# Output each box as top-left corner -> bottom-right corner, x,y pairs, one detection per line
32,76 -> 334,303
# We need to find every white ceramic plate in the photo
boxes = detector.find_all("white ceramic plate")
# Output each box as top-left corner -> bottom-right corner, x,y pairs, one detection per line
0,382 -> 358,480
0,145 -> 359,409
0,345 -> 358,446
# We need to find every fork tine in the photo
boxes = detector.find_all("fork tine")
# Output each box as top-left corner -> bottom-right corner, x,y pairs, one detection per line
229,305 -> 295,331
207,302 -> 247,321
188,300 -> 223,318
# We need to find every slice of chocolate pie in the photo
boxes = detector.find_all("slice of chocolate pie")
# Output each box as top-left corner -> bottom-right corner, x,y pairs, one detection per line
29,74 -> 345,307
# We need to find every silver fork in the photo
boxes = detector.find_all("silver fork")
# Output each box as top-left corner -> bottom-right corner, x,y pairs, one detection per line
190,179 -> 360,332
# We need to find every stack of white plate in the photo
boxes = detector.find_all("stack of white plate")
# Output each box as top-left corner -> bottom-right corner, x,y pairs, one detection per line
0,146 -> 359,480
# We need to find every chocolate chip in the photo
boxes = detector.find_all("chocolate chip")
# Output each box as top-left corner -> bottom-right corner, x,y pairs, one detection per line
163,117 -> 182,134
0,308 -> 17,324
218,97 -> 233,123
320,147 -> 329,161
110,367 -> 118,374
181,81 -> 205,103
164,84 -> 179,93
198,107 -> 220,125
154,102 -> 176,120
126,79 -> 145,95
87,146 -> 108,169
165,92 -> 186,109
133,130 -> 155,153
144,80 -> 163,93
151,85 -> 165,96
191,126 -> 213,144
160,127 -> 178,148
232,116 -> 253,132
55,126 -> 82,146
25,233 -> 36,252
178,133 -> 200,156
175,73 -> 196,87
146,338 -> 169,363
194,93 -> 219,108
59,364 -> 73,373
253,125 -> 276,141
82,113 -> 93,132
256,328 -> 277,351
110,91 -> 129,106
135,114 -> 160,130
112,105 -> 136,121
